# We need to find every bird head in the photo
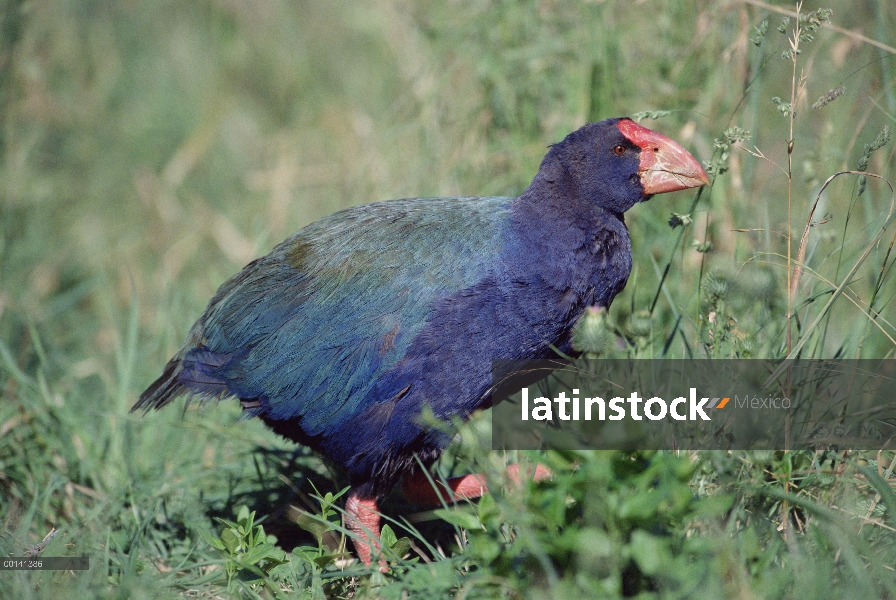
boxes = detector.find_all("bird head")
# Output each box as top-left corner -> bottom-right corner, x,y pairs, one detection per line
543,117 -> 708,214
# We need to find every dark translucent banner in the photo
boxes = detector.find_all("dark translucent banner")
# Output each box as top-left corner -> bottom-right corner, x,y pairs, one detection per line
490,360 -> 896,450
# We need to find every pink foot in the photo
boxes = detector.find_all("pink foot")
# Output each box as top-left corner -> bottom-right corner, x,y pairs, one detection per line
345,493 -> 389,572
401,463 -> 552,506
346,464 -> 551,568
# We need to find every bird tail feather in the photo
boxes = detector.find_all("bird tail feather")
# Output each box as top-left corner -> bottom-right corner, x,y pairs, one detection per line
132,358 -> 185,412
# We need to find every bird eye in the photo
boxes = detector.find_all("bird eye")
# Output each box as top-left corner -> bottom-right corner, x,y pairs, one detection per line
613,145 -> 626,156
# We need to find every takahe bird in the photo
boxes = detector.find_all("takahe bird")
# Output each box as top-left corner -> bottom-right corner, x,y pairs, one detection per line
134,117 -> 707,568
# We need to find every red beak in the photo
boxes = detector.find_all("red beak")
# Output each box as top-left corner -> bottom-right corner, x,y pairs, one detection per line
617,119 -> 709,195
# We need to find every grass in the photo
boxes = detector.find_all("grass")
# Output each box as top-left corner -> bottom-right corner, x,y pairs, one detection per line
2,0 -> 896,597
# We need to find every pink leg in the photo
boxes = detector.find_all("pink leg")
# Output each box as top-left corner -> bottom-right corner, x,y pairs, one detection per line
345,493 -> 389,572
401,463 -> 551,506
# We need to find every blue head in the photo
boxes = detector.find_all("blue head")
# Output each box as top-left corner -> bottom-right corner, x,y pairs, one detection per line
535,117 -> 708,214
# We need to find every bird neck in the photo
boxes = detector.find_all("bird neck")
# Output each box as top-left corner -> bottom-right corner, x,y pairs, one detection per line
512,161 -> 626,238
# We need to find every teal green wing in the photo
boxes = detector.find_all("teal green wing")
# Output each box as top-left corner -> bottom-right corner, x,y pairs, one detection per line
178,196 -> 513,435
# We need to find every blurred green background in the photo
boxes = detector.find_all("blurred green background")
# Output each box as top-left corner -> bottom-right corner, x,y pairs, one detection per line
2,0 -> 896,597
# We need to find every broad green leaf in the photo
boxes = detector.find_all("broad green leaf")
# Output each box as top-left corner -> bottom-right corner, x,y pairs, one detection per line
433,508 -> 482,530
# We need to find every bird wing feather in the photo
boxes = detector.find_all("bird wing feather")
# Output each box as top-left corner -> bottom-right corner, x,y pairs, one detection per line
178,196 -> 513,435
